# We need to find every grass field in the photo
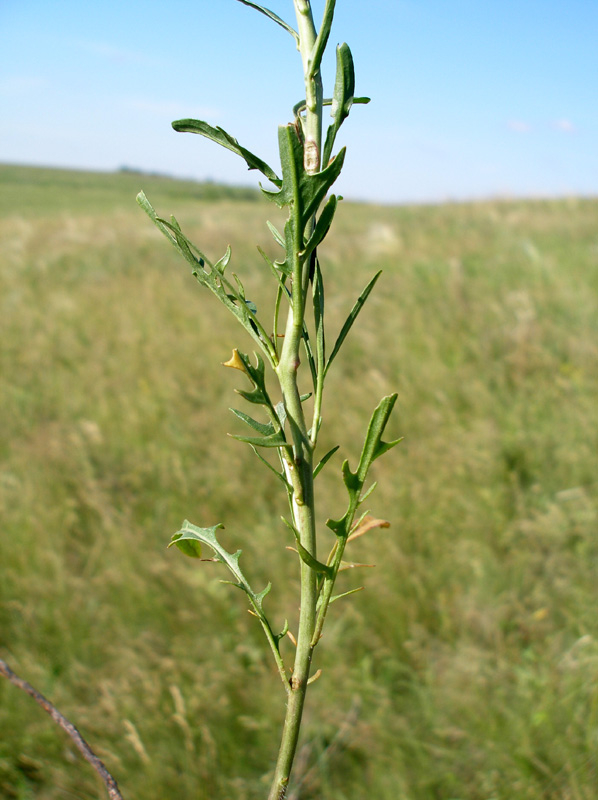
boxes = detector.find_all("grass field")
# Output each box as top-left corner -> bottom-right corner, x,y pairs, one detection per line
1,163 -> 597,800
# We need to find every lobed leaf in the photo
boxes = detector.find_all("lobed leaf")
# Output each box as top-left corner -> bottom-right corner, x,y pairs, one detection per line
169,522 -> 228,561
170,521 -> 272,615
326,394 -> 400,538
355,393 -> 401,483
262,125 -> 346,227
137,194 -> 276,362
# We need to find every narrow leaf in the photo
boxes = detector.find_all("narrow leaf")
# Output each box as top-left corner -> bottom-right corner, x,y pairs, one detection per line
236,0 -> 299,43
266,220 -> 285,249
249,445 -> 292,489
325,271 -> 382,376
274,400 -> 287,430
230,408 -> 276,437
172,119 -> 281,185
230,430 -> 288,448
359,481 -> 378,505
313,259 -> 325,378
302,194 -> 338,261
294,540 -> 333,576
309,0 -> 337,78
328,586 -> 364,604
235,387 -> 268,405
301,322 -> 318,389
313,444 -> 339,478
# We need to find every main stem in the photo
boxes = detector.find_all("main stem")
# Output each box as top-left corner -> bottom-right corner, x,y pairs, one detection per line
267,3 -> 324,799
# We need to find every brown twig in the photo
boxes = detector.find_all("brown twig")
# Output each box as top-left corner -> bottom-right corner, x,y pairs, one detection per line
0,657 -> 125,800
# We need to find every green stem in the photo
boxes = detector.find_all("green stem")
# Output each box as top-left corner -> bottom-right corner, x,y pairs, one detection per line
266,4 -> 338,796
293,0 -> 322,174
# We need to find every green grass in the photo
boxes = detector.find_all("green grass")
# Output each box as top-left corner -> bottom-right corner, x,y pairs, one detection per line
1,163 -> 597,799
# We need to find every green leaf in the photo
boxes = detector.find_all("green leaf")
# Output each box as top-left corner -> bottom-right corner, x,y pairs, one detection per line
137,194 -> 277,362
214,245 -> 232,274
355,393 -> 401,483
309,0 -> 336,79
282,517 -> 333,577
313,444 -> 339,478
313,259 -> 325,376
322,43 -> 370,165
257,245 -> 291,284
137,192 -> 211,268
323,43 -> 354,164
169,522 -> 225,559
294,540 -> 333,577
327,586 -> 364,606
325,271 -> 382,376
359,481 -> 378,504
230,351 -> 277,410
236,387 -> 267,405
302,195 -> 338,262
230,430 -> 288,448
169,520 -> 271,614
274,400 -> 287,430
249,445 -> 292,490
266,220 -> 285,249
236,0 -> 299,44
230,408 -> 276,437
275,619 -> 289,643
326,394 -> 400,538
263,125 -> 346,225
172,119 -> 281,186
301,320 -> 318,389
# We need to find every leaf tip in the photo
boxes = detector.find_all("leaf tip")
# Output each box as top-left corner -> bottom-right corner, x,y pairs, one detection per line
222,349 -> 248,373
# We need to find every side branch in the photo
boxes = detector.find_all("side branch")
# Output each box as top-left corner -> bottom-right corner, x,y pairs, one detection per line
0,657 -> 125,800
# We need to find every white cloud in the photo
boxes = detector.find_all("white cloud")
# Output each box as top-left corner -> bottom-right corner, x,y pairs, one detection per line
508,120 -> 531,133
552,118 -> 575,133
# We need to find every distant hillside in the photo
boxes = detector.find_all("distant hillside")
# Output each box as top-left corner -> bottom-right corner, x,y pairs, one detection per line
0,163 -> 260,217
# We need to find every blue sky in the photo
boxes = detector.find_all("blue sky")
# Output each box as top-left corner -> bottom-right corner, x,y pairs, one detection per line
1,0 -> 596,203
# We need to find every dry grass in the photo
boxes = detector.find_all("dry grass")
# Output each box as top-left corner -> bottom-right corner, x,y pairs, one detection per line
1,165 -> 597,799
